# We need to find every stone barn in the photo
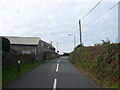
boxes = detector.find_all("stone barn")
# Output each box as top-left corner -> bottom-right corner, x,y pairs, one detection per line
4,36 -> 58,61
37,40 -> 58,60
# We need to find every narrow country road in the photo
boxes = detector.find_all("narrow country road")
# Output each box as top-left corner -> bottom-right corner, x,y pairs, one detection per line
4,57 -> 99,88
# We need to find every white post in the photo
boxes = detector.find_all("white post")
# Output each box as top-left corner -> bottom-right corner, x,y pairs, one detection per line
118,2 -> 120,43
68,33 -> 76,50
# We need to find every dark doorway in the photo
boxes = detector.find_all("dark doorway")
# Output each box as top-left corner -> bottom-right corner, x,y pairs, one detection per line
43,53 -> 46,60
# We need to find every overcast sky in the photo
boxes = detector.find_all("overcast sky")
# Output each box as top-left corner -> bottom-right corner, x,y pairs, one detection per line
0,0 -> 119,54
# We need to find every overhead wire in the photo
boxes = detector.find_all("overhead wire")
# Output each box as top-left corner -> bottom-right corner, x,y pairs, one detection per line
84,2 -> 119,27
67,0 -> 102,37
80,0 -> 102,20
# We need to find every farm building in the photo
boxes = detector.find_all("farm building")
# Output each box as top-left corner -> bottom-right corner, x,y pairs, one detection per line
3,36 -> 58,60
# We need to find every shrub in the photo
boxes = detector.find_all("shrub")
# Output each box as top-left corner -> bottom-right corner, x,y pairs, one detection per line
2,37 -> 10,53
101,38 -> 111,45
74,43 -> 84,50
69,43 -> 119,88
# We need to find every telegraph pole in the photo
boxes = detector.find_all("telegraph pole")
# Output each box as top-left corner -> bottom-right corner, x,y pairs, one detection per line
74,36 -> 76,49
68,33 -> 76,50
79,20 -> 82,45
56,42 -> 58,52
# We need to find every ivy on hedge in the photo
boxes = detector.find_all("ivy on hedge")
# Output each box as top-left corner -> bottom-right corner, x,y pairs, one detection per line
2,37 -> 10,53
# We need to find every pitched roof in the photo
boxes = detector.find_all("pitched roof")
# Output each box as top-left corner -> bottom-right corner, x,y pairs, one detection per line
3,36 -> 40,45
41,40 -> 55,49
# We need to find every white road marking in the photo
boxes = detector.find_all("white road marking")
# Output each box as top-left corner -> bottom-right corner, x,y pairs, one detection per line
53,78 -> 57,90
56,64 -> 59,72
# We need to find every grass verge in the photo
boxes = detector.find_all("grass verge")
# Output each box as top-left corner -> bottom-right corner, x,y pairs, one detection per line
2,61 -> 44,87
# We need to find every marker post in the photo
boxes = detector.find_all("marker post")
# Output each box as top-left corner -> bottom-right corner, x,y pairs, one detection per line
17,60 -> 20,72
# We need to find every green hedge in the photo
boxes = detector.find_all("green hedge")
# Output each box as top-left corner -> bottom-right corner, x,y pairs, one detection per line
69,43 -> 120,88
2,52 -> 35,70
2,37 -> 10,53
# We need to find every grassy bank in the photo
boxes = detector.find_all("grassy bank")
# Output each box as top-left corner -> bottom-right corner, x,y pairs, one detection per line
2,61 -> 44,87
69,43 -> 120,88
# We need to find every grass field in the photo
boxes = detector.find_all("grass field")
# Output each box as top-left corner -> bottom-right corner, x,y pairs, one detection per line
2,61 -> 44,87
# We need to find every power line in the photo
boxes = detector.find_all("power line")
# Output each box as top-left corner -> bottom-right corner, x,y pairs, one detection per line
80,0 -> 102,20
84,2 -> 119,27
78,0 -> 102,45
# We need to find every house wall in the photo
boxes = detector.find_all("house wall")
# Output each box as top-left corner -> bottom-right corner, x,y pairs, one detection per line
36,40 -> 58,60
45,52 -> 58,59
10,40 -> 58,61
11,45 -> 37,55
36,41 -> 43,61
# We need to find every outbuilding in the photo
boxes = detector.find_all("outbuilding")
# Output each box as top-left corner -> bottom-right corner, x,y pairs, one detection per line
4,36 -> 57,60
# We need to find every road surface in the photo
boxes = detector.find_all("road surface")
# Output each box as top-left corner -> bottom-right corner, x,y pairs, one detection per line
4,56 -> 99,88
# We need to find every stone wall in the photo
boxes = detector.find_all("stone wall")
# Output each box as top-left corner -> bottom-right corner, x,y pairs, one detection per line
37,40 -> 58,60
10,40 -> 58,61
11,45 -> 37,54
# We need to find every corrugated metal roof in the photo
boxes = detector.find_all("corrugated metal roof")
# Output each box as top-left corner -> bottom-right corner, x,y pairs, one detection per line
4,36 -> 40,45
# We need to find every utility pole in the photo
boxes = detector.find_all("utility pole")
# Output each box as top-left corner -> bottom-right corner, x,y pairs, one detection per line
56,42 -> 58,52
74,36 -> 76,49
68,33 -> 76,50
79,20 -> 82,45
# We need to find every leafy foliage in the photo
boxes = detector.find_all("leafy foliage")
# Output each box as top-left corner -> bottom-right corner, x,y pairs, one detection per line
74,43 -> 84,50
69,43 -> 119,88
2,37 -> 10,53
2,52 -> 35,70
101,38 -> 111,45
